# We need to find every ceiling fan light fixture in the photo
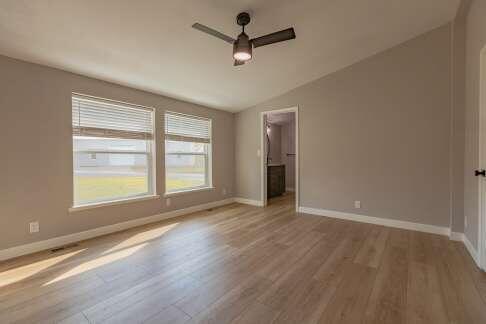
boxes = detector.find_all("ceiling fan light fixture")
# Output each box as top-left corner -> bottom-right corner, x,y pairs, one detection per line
233,33 -> 252,61
233,51 -> 252,61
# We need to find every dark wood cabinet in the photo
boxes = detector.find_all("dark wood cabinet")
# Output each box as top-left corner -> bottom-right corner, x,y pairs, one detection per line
267,165 -> 285,198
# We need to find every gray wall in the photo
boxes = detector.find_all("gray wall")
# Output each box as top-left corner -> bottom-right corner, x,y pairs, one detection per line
463,0 -> 486,249
235,25 -> 454,227
0,55 -> 235,250
450,0 -> 468,235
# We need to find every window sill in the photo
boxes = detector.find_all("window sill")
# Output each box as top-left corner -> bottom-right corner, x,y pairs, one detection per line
164,187 -> 215,197
69,194 -> 160,212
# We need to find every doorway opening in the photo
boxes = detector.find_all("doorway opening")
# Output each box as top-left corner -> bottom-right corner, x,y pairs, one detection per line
260,107 -> 299,211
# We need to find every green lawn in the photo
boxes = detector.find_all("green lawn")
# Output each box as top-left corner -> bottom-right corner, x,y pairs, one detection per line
74,175 -> 203,204
74,176 -> 147,203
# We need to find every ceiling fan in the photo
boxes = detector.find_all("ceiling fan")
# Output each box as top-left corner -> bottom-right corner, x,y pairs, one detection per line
192,12 -> 296,66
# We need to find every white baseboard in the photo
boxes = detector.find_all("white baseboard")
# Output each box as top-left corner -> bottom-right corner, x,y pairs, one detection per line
298,206 -> 450,236
234,197 -> 264,207
450,232 -> 480,266
0,198 -> 235,261
285,187 -> 295,192
450,232 -> 464,242
463,235 -> 480,266
299,207 -> 485,269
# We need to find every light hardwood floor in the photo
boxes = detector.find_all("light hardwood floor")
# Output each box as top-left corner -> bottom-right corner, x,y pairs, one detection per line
1,194 -> 486,324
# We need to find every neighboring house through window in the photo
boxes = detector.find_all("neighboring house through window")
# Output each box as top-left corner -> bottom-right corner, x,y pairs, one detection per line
164,112 -> 212,193
72,94 -> 155,206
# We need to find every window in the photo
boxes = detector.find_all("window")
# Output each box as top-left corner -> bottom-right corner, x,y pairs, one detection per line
72,94 -> 155,206
164,112 -> 212,193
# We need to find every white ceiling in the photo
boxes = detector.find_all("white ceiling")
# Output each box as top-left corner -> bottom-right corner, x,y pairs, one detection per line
0,0 -> 460,112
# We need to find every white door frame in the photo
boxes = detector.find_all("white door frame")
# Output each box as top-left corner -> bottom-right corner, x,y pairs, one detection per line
478,46 -> 486,271
260,106 -> 299,211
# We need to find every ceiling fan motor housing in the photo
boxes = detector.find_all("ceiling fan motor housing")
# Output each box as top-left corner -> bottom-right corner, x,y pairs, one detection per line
237,12 -> 251,26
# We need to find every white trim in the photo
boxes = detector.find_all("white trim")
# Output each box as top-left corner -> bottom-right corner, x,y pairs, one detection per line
0,198 -> 235,261
234,198 -> 264,207
260,107 -> 299,212
298,206 -> 450,236
69,195 -> 160,212
478,46 -> 486,271
450,231 -> 464,242
464,235 -> 480,266
449,232 -> 481,267
449,21 -> 455,238
150,107 -> 157,202
164,187 -> 215,197
260,114 -> 267,207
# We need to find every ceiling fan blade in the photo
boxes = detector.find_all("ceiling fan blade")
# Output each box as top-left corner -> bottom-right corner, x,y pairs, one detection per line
234,60 -> 245,66
192,23 -> 235,44
251,28 -> 296,48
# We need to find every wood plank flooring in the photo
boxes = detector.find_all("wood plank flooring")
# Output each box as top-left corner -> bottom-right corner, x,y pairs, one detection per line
1,194 -> 486,323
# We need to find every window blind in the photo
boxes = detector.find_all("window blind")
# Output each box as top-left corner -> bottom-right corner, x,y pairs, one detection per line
165,112 -> 211,143
72,95 -> 154,140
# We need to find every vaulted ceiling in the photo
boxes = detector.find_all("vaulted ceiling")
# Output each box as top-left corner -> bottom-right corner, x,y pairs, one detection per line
0,0 -> 460,112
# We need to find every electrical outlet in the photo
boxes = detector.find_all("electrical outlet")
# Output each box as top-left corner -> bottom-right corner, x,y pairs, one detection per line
29,221 -> 39,233
166,198 -> 171,207
354,201 -> 361,209
465,216 -> 468,228
257,149 -> 261,157
222,188 -> 227,195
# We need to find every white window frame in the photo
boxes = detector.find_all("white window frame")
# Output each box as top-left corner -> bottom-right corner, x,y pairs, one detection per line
164,111 -> 213,195
71,93 -> 157,209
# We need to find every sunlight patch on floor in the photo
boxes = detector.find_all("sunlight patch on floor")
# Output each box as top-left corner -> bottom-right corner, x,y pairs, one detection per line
44,243 -> 147,286
0,249 -> 86,287
102,223 -> 179,255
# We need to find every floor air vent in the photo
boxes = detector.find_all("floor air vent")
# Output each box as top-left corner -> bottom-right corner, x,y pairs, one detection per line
51,243 -> 79,253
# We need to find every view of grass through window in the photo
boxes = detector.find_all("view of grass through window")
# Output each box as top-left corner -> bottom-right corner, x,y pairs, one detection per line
74,139 -> 210,203
165,140 -> 208,192
74,175 -> 148,204
73,137 -> 152,205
